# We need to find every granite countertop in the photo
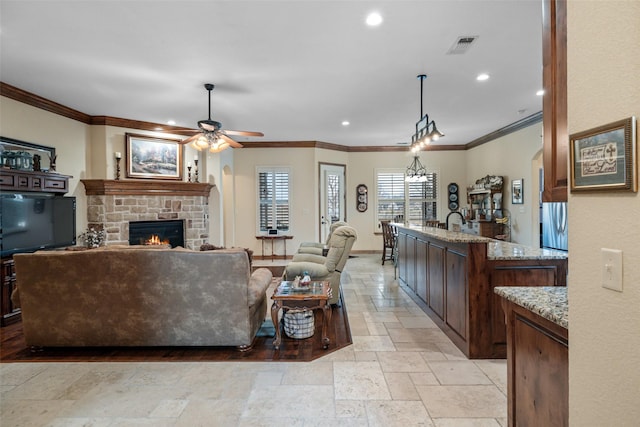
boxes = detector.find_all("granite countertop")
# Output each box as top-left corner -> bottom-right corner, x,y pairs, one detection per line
494,286 -> 568,329
394,224 -> 569,261
393,223 -> 492,243
487,241 -> 568,260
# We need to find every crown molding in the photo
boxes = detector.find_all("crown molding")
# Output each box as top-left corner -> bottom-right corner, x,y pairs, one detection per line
2,81 -> 541,153
465,111 -> 543,149
1,82 -> 92,123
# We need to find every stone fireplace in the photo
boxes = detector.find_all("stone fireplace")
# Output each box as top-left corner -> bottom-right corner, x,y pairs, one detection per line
81,180 -> 214,250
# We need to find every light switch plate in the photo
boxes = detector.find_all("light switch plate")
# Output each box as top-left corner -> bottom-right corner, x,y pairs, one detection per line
601,248 -> 623,292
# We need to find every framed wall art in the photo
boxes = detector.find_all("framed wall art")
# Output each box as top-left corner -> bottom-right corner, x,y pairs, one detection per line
125,133 -> 183,180
512,179 -> 524,204
569,117 -> 637,192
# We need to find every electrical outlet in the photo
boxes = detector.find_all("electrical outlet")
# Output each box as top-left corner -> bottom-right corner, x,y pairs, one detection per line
601,248 -> 623,292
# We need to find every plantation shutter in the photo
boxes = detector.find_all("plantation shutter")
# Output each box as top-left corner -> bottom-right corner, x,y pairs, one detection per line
258,168 -> 290,232
376,171 -> 406,223
407,173 -> 438,221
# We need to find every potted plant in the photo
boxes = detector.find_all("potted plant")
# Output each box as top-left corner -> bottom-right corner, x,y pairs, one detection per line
78,227 -> 106,248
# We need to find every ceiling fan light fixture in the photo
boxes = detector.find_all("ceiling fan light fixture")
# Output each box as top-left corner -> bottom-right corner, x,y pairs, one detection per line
179,82 -> 263,154
209,142 -> 230,153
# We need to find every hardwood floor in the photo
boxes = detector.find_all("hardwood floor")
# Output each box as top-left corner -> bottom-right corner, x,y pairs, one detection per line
0,299 -> 351,363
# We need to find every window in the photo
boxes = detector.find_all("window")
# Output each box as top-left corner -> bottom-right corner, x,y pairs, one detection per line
375,169 -> 438,225
257,167 -> 290,233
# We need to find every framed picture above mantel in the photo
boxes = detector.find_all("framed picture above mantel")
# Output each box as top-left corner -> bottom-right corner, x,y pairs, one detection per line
125,133 -> 183,180
569,117 -> 637,192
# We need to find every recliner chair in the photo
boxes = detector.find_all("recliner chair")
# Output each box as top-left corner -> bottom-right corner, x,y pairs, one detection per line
297,221 -> 348,255
284,225 -> 357,305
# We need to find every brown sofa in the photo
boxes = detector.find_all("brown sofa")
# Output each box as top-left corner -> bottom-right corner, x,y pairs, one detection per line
13,247 -> 273,349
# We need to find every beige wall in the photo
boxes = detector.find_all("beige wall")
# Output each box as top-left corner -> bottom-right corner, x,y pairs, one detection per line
466,123 -> 544,246
0,97 -> 91,232
567,1 -> 640,425
2,93 -> 543,253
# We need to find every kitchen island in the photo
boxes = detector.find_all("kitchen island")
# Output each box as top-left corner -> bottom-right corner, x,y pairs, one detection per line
495,287 -> 568,426
394,224 -> 567,359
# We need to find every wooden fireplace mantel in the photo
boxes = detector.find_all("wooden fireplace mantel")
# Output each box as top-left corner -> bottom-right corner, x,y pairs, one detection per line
81,179 -> 214,197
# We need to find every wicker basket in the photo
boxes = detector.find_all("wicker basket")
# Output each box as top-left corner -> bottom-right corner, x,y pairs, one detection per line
283,309 -> 315,339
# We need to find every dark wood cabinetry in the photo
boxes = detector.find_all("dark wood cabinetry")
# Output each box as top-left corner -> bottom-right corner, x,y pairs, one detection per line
0,169 -> 71,194
427,243 -> 445,320
0,169 -> 72,326
1,258 -> 20,326
542,0 -> 568,202
396,226 -> 567,359
501,296 -> 568,426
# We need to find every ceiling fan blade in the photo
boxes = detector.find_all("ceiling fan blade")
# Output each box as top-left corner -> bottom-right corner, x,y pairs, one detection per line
220,133 -> 243,148
179,134 -> 201,145
223,130 -> 264,137
168,129 -> 199,136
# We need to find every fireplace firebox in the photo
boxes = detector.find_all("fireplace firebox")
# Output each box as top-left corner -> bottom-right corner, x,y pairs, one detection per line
129,220 -> 185,248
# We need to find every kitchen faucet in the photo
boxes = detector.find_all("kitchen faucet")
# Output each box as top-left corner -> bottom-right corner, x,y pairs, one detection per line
445,211 -> 466,230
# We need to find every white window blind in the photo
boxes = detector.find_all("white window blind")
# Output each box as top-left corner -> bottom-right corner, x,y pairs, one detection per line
376,169 -> 438,225
376,171 -> 406,223
258,168 -> 290,233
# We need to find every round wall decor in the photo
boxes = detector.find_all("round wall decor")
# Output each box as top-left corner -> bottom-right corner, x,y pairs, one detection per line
356,184 -> 368,212
447,182 -> 459,211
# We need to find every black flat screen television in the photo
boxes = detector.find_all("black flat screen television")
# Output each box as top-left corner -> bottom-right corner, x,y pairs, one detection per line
0,193 -> 76,257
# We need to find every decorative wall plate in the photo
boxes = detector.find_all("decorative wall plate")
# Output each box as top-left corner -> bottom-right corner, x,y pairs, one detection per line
356,184 -> 368,212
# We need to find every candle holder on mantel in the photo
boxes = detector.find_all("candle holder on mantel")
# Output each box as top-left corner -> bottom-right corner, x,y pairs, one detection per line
114,152 -> 122,180
187,165 -> 192,182
194,159 -> 199,183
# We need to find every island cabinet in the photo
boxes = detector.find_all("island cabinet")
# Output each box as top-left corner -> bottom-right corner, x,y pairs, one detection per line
496,287 -> 568,427
394,224 -> 568,359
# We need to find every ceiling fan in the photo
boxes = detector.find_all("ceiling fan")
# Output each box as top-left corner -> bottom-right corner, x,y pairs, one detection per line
178,83 -> 263,153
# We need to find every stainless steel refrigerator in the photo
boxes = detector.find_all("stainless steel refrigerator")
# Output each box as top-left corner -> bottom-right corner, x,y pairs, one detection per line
541,202 -> 568,251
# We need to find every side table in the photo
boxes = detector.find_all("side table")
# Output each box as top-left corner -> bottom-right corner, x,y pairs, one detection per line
271,280 -> 332,349
255,235 -> 293,260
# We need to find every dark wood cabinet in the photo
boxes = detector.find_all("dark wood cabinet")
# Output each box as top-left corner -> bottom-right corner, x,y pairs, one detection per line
415,238 -> 428,303
542,0 -> 568,202
405,235 -> 416,293
488,262 -> 567,349
396,225 -> 567,359
501,297 -> 568,426
427,243 -> 445,319
1,258 -> 20,326
445,249 -> 468,340
397,232 -> 408,286
0,169 -> 71,194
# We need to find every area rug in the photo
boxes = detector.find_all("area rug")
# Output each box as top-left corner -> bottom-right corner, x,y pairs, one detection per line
0,291 -> 351,363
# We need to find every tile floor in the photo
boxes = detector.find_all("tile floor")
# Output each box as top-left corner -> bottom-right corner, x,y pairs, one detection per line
0,254 -> 507,426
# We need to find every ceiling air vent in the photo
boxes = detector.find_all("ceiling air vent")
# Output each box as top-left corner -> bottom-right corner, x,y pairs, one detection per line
447,35 -> 479,55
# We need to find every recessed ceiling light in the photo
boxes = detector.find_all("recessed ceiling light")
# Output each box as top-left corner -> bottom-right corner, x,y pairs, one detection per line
366,12 -> 383,26
536,90 -> 545,96
342,121 -> 350,126
476,73 -> 490,81
167,120 -> 176,125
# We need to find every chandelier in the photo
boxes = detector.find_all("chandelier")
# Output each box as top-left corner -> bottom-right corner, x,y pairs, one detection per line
405,155 -> 429,182
409,74 -> 444,153
405,74 -> 444,182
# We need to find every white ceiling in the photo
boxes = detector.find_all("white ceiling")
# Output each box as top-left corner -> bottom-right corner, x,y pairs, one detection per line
0,0 -> 543,148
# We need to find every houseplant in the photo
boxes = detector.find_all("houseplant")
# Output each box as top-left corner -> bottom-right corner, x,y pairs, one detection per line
78,227 -> 106,248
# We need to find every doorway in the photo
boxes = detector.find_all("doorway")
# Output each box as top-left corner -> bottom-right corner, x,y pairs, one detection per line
319,163 -> 346,243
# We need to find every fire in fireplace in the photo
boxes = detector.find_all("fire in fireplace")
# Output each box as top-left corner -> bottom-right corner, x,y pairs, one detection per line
129,220 -> 185,248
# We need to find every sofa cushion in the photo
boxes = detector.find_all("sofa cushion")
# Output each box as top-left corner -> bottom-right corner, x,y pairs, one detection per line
247,268 -> 273,308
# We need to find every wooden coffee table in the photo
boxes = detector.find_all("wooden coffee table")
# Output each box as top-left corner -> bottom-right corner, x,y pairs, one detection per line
271,280 -> 332,349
